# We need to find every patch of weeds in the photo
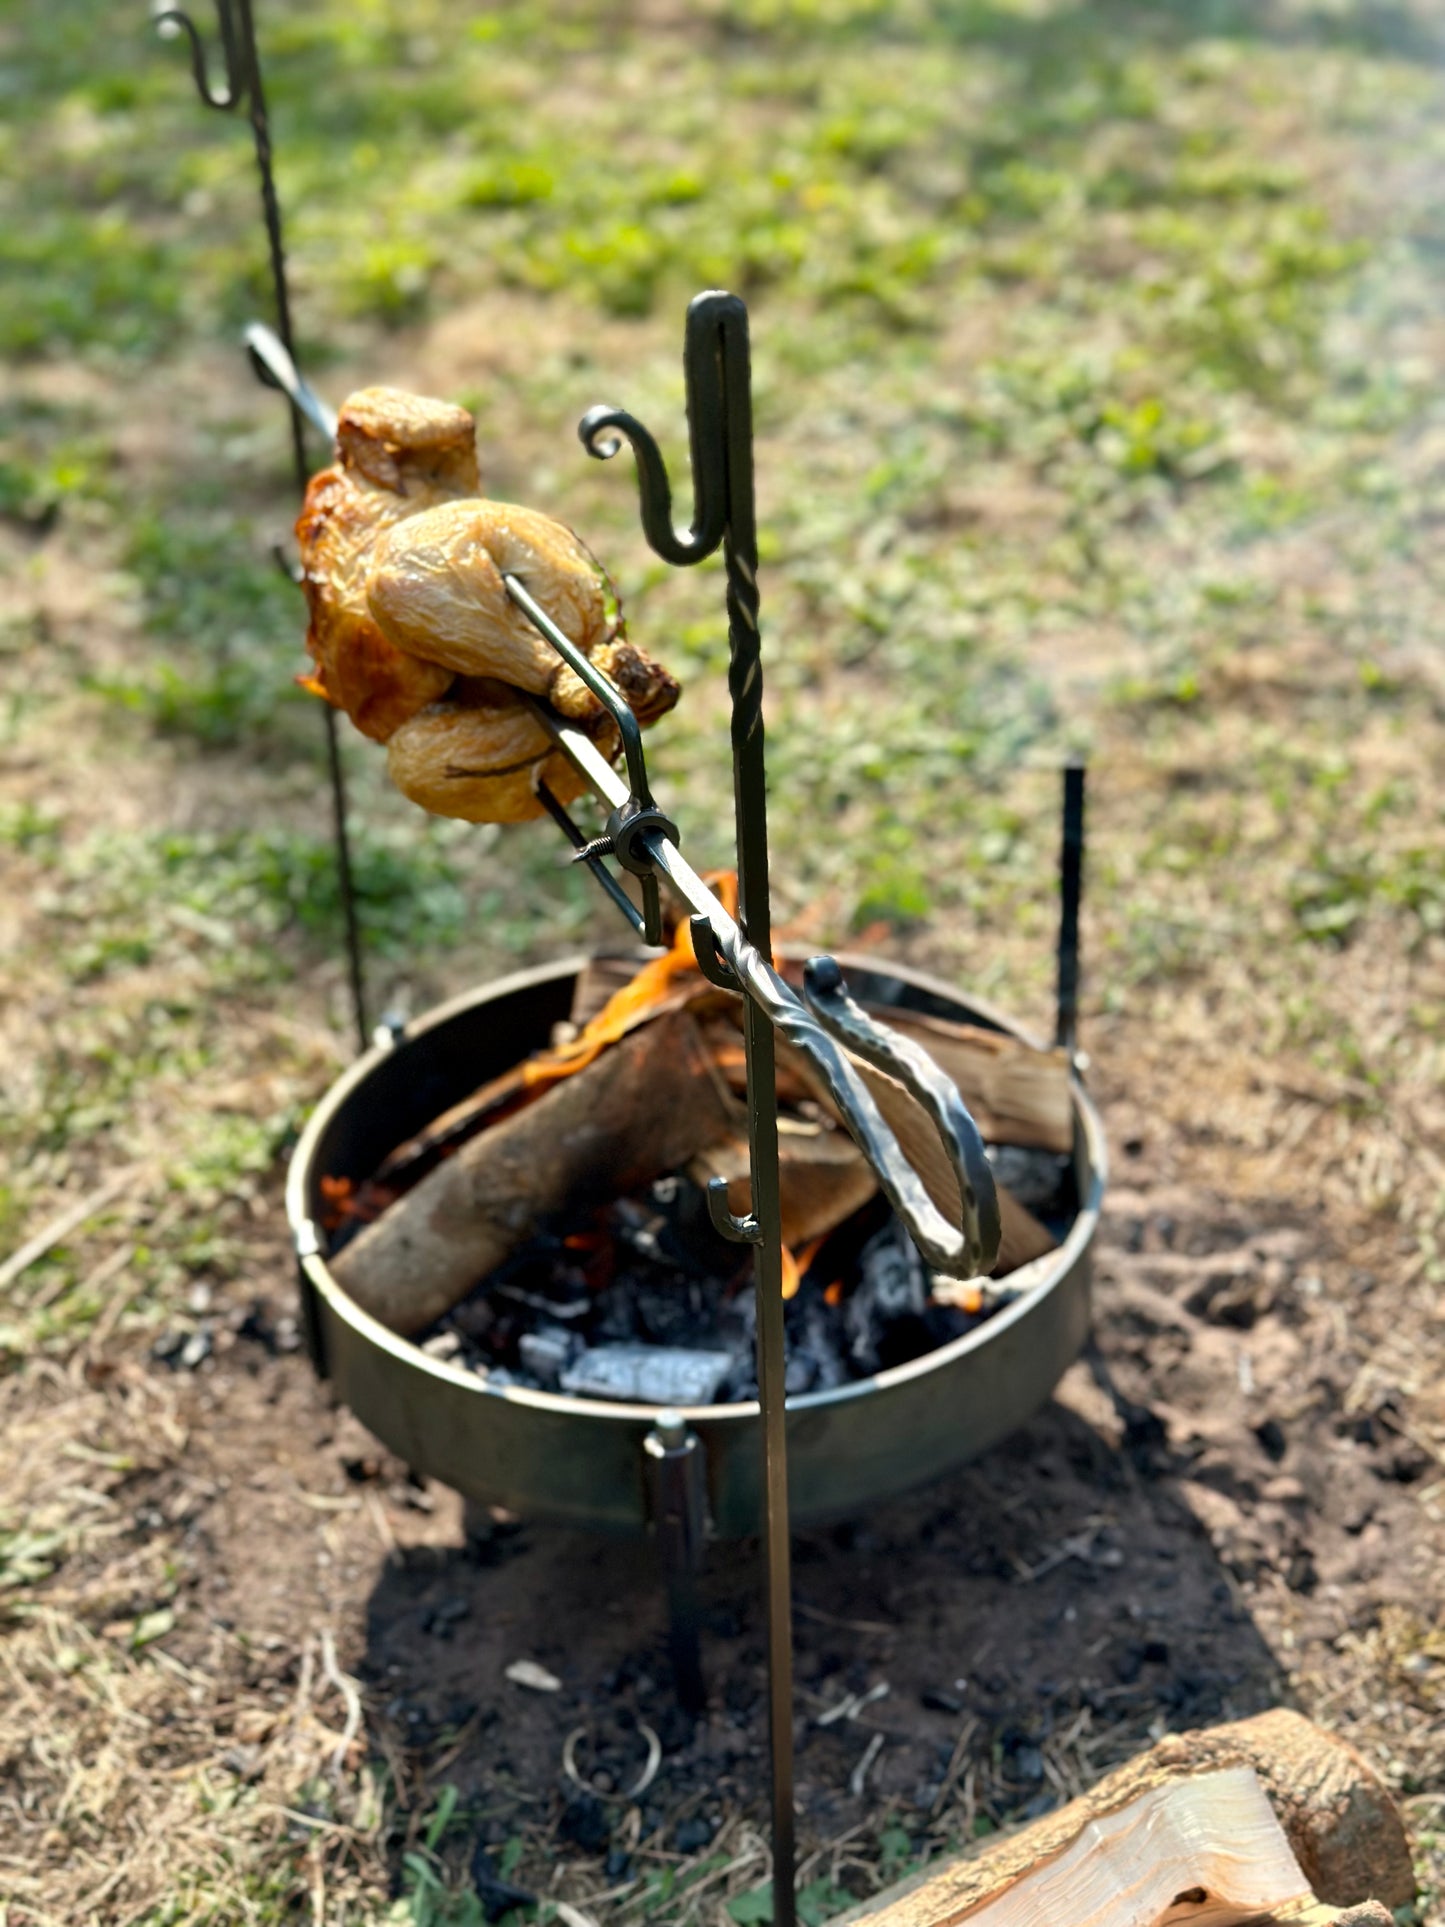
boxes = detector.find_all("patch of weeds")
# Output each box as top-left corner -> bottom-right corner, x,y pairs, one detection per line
0,1526 -> 68,1594
0,440 -> 107,529
92,818 -> 471,970
852,861 -> 933,933
375,1788 -> 493,1926
172,1111 -> 291,1205
0,801 -> 64,852
1290,843 -> 1445,946
247,824 -> 473,958
90,510 -> 309,750
0,213 -> 188,359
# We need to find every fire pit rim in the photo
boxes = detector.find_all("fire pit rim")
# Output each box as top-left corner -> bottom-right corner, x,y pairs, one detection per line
287,949 -> 1107,1425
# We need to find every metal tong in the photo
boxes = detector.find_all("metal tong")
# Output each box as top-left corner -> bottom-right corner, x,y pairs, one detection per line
504,575 -> 1002,1282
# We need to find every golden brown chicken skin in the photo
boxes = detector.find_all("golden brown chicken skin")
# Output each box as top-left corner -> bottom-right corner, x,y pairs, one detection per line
296,387 -> 482,742
386,677 -> 619,824
295,386 -> 680,822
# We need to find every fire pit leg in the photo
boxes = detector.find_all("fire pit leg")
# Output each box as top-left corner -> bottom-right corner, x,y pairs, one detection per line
644,1416 -> 708,1717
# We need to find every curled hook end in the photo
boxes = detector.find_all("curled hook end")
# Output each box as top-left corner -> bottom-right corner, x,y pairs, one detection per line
578,406 -> 627,462
706,1176 -> 762,1246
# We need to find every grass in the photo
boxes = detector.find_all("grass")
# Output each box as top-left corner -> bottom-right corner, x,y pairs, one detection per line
5,0 -> 1445,1918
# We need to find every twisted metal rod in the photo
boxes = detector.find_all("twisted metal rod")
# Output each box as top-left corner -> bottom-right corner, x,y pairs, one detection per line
584,290 -> 795,1927
154,0 -> 367,1051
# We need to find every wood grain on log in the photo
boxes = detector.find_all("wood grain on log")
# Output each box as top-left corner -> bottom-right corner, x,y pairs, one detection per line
866,1007 -> 1073,1155
846,1057 -> 1058,1279
329,1010 -> 740,1335
846,1710 -> 1412,1925
861,1767 -> 1313,1927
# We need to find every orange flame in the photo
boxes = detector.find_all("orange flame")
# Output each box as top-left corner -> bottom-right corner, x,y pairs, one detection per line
781,1233 -> 827,1301
523,872 -> 740,1090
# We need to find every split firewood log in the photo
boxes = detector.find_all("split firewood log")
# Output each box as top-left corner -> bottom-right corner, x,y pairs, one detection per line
571,954 -> 1074,1155
869,1767 -> 1311,1927
329,1010 -> 740,1335
761,1031 -> 1058,1280
844,1709 -> 1413,1927
866,1007 -> 1073,1156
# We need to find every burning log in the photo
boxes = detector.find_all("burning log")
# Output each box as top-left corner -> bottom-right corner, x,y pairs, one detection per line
329,1009 -> 740,1335
326,901 -> 1068,1349
572,953 -> 1074,1153
849,1710 -> 1413,1927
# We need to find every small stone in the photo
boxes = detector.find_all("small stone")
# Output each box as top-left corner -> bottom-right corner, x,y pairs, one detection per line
504,1659 -> 561,1692
179,1329 -> 213,1371
1262,1476 -> 1306,1505
1284,1550 -> 1318,1594
921,1688 -> 964,1714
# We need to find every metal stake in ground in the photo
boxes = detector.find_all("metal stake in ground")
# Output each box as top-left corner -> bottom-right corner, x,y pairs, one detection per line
581,291 -> 798,1927
153,0 -> 368,1052
1056,758 -> 1086,1062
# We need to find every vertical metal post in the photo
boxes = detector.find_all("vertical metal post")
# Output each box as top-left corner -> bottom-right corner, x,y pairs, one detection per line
1056,758 -> 1086,1059
581,290 -> 796,1926
644,1416 -> 708,1717
154,0 -> 369,1052
715,314 -> 797,1927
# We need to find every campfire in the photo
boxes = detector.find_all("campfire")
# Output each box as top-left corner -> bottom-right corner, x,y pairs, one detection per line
250,284 -> 1103,1924
319,883 -> 1076,1407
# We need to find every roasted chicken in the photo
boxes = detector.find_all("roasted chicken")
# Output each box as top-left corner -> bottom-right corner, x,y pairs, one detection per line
295,386 -> 679,822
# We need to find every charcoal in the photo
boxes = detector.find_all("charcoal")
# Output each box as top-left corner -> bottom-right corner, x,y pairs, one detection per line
986,1145 -> 1073,1220
518,1326 -> 583,1387
786,1293 -> 848,1394
451,1296 -> 497,1341
845,1223 -> 928,1372
560,1344 -> 737,1406
418,1158 -> 1036,1403
875,1312 -> 939,1370
494,1281 -> 591,1322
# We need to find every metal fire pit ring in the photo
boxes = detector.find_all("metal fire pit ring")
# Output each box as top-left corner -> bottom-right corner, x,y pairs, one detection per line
286,950 -> 1106,1540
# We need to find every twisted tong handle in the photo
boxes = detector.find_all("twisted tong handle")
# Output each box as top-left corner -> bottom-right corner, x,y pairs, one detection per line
798,957 -> 1001,1280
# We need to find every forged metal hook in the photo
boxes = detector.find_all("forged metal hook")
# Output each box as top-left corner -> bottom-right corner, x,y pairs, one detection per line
577,291 -> 748,566
152,0 -> 248,112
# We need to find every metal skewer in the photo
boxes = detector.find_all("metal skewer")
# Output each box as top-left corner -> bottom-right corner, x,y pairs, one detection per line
189,282 -> 1003,1915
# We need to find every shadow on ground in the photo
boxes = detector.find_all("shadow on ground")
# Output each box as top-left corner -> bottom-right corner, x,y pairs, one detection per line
357,1362 -> 1286,1886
